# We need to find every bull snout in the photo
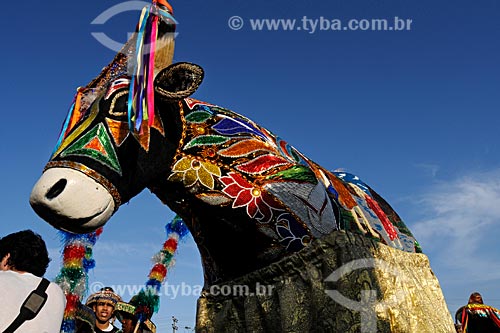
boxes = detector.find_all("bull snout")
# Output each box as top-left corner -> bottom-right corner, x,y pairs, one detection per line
30,168 -> 115,233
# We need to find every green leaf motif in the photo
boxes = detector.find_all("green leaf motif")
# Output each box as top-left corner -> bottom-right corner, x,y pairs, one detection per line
185,111 -> 212,123
266,165 -> 318,183
184,135 -> 229,150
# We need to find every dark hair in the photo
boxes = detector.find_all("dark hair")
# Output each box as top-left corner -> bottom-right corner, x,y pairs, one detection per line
0,230 -> 50,276
468,292 -> 483,304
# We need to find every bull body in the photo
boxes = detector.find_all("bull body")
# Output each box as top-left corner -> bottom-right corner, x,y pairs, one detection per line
29,3 -> 455,331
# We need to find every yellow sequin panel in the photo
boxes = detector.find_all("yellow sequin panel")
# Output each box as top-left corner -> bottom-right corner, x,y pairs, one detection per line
52,100 -> 100,158
171,156 -> 192,172
169,156 -> 221,190
184,169 -> 198,187
201,161 -> 221,177
134,121 -> 152,152
131,111 -> 165,152
105,118 -> 130,147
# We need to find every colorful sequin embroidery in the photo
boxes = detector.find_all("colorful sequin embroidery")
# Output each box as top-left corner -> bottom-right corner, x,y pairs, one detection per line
168,99 -> 420,253
61,123 -> 122,175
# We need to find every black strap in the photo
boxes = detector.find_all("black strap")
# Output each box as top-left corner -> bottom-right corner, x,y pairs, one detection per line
2,278 -> 50,333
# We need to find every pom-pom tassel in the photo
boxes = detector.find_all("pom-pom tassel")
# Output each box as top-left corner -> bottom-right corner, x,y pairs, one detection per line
131,215 -> 189,324
55,228 -> 103,333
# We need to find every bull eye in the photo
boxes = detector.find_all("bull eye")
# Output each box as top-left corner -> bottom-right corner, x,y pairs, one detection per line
108,90 -> 129,119
104,77 -> 131,120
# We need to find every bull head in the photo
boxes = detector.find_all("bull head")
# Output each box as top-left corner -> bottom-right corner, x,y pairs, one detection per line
30,2 -> 203,233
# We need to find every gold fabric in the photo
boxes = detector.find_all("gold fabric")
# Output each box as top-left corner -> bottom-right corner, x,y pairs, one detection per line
196,231 -> 455,333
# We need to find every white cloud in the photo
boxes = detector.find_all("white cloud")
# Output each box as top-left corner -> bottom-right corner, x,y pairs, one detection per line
412,169 -> 500,282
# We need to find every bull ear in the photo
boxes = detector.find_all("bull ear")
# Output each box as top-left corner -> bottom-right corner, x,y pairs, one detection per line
154,62 -> 204,101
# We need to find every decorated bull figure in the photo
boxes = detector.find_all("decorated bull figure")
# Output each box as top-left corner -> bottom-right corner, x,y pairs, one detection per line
30,1 -> 456,332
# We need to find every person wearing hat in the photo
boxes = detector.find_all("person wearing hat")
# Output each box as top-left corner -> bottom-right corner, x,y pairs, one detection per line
85,287 -> 122,333
76,302 -> 97,333
115,297 -> 156,333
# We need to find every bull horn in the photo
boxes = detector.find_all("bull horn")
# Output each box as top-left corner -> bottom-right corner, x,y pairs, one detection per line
154,62 -> 204,101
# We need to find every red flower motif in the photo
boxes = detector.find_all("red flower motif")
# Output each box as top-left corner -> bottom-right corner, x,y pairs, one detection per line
220,172 -> 282,222
235,154 -> 290,175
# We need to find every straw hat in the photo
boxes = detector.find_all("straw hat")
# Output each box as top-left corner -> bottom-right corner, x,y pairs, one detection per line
85,287 -> 122,307
75,302 -> 96,333
115,300 -> 156,333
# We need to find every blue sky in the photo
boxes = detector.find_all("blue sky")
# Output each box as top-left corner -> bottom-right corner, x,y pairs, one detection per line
1,0 -> 499,330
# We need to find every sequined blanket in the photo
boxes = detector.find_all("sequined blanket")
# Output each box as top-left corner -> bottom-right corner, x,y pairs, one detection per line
196,231 -> 455,333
